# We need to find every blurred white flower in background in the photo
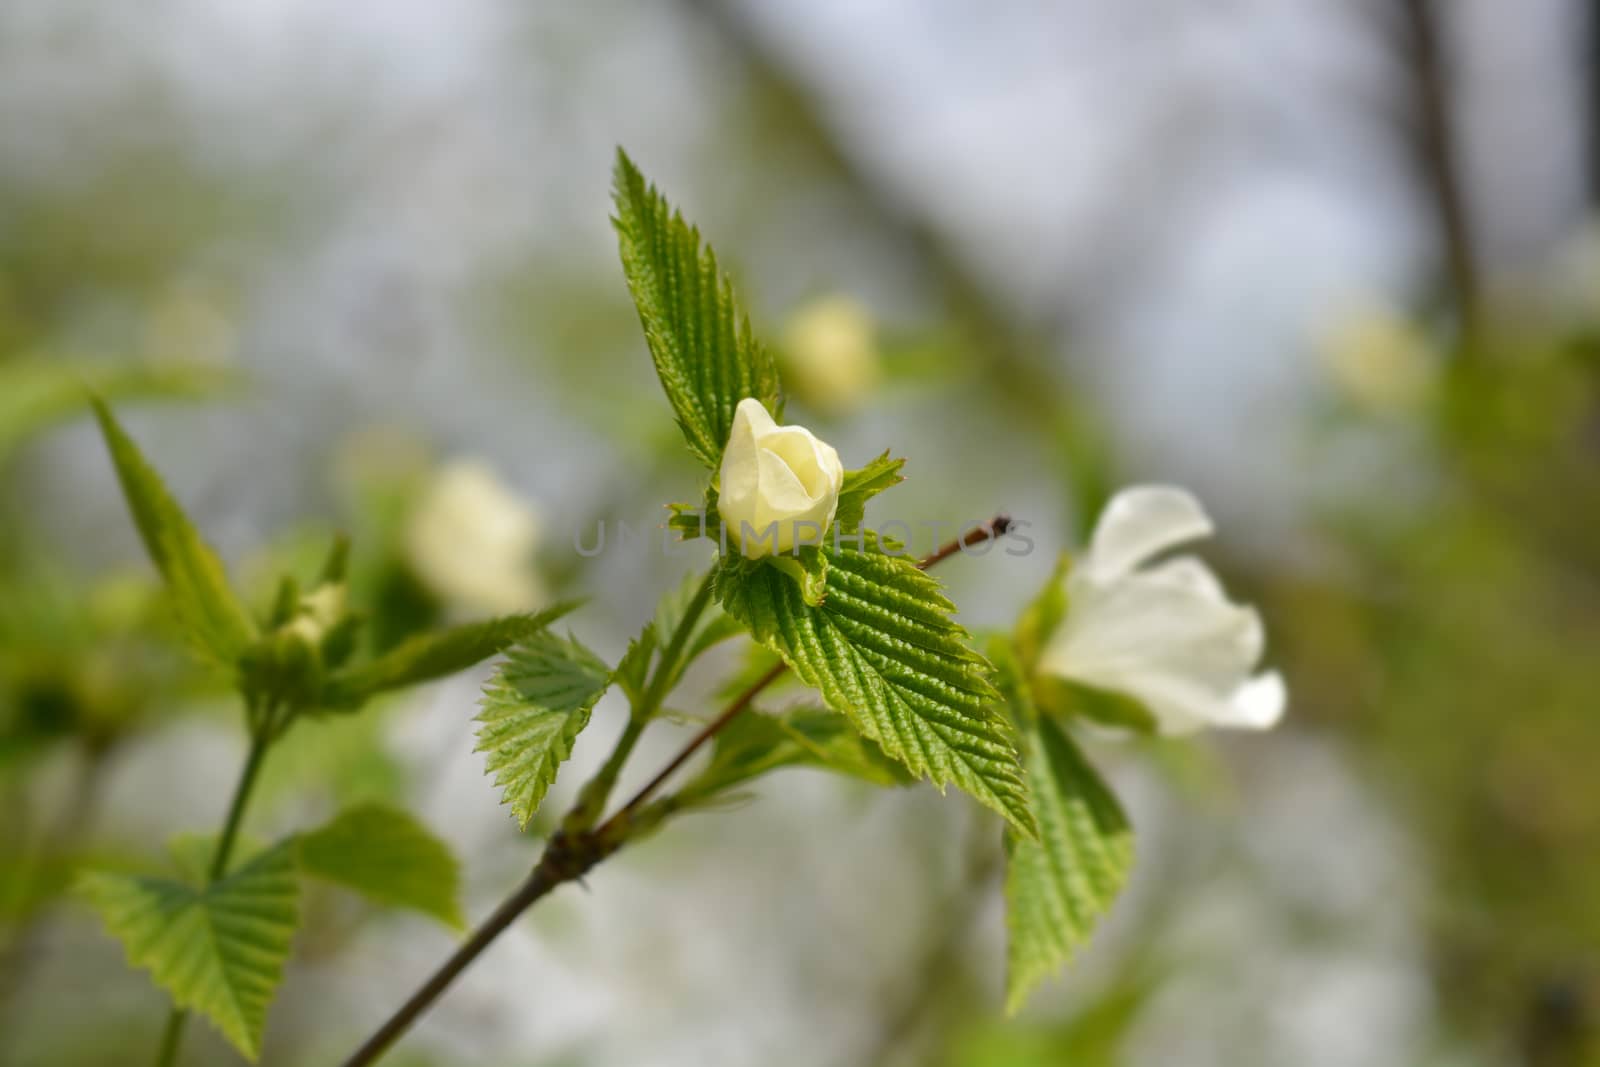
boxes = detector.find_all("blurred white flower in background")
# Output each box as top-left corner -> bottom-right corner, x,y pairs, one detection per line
1318,304 -> 1437,416
1040,486 -> 1286,735
406,459 -> 545,615
141,279 -> 238,368
779,295 -> 882,416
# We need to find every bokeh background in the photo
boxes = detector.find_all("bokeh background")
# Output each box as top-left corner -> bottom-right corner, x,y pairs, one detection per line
3,1 -> 1598,1065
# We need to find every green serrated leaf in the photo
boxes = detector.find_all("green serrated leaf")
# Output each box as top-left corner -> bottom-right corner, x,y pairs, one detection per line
167,832 -> 265,887
666,487 -> 721,542
79,842 -> 300,1061
613,622 -> 658,705
322,600 -> 579,708
835,452 -> 906,532
763,546 -> 829,607
686,612 -> 744,661
1003,691 -> 1133,1014
476,630 -> 612,827
679,706 -> 909,805
1036,675 -> 1159,734
297,803 -> 463,928
677,711 -> 802,803
91,399 -> 256,666
716,530 -> 1036,836
612,149 -> 783,469
780,706 -> 914,787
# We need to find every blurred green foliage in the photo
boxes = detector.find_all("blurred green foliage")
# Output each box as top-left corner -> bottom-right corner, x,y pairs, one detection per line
1269,323 -> 1600,1065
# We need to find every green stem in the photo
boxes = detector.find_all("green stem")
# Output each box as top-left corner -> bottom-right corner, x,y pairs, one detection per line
565,570 -> 716,832
153,1009 -> 187,1067
639,570 -> 718,715
562,718 -> 647,834
208,730 -> 271,882
152,718 -> 274,1067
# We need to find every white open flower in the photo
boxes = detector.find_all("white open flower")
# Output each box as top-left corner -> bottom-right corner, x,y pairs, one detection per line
719,397 -> 844,558
406,460 -> 545,614
1038,486 -> 1286,735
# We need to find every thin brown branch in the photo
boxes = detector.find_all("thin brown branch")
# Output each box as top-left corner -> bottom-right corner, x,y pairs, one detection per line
1397,0 -> 1482,338
599,660 -> 788,833
338,863 -> 561,1067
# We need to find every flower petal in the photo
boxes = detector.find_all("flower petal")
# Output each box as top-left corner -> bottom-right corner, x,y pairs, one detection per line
1051,572 -> 1264,694
755,444 -> 816,515
761,426 -> 831,500
1218,671 -> 1287,729
1108,674 -> 1243,736
1137,554 -> 1227,602
720,399 -> 770,510
733,396 -> 779,437
1083,486 -> 1213,584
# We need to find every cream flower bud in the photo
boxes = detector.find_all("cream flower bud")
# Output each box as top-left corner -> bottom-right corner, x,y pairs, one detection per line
719,398 -> 844,558
283,582 -> 347,646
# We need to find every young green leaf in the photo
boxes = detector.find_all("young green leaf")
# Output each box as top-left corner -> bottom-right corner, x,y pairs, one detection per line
666,493 -> 720,542
79,842 -> 300,1061
680,705 -> 912,807
91,399 -> 256,666
476,629 -> 613,827
297,804 -> 464,928
645,569 -> 741,694
612,149 -> 783,469
763,546 -> 829,607
613,622 -> 659,705
835,452 -> 906,532
322,601 -> 579,709
651,569 -> 720,657
1014,552 -> 1070,668
166,832 -> 264,887
716,531 -> 1036,836
1002,680 -> 1133,1013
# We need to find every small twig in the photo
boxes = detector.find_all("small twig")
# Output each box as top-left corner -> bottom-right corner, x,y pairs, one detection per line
597,660 -> 788,833
337,863 -> 559,1067
918,514 -> 1013,569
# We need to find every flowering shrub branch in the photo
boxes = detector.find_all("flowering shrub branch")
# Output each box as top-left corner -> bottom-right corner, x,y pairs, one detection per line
78,148 -> 1285,1066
